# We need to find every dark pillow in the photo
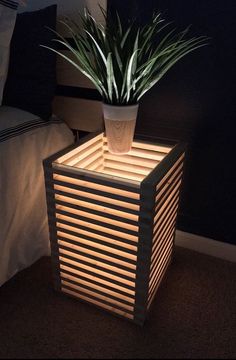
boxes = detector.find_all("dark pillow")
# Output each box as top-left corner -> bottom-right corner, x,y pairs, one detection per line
3,4 -> 57,120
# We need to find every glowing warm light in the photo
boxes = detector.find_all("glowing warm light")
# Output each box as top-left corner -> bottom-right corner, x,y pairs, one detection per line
44,132 -> 185,325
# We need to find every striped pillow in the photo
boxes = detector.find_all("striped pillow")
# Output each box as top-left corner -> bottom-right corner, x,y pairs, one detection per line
0,0 -> 18,105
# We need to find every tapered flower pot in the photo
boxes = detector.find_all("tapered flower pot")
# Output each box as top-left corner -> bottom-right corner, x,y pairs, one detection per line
103,103 -> 139,155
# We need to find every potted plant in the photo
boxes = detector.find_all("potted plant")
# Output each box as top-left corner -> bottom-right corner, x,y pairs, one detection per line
43,7 -> 207,154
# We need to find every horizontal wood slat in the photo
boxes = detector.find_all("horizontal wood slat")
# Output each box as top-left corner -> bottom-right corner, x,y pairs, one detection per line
53,191 -> 140,215
59,258 -> 136,290
53,182 -> 140,206
56,217 -> 138,252
60,273 -> 135,305
62,287 -> 134,320
147,256 -> 172,309
56,210 -> 139,234
57,245 -> 136,277
148,247 -> 172,301
61,278 -> 135,310
53,173 -> 140,200
104,152 -> 159,168
52,167 -> 141,192
58,247 -> 136,279
56,225 -> 138,261
54,198 -> 139,222
55,203 -> 138,227
59,257 -> 136,288
62,282 -> 134,314
60,264 -> 136,297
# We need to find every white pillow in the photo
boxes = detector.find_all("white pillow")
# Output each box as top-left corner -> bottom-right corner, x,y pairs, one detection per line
0,1 -> 18,105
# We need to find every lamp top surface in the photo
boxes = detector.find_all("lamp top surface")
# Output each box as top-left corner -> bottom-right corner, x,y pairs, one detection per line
53,132 -> 173,185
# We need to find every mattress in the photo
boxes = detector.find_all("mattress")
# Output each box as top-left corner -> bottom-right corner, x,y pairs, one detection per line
0,106 -> 74,286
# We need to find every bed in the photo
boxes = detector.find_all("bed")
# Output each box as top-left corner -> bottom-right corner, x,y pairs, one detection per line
0,1 -> 76,286
0,106 -> 74,286
0,0 -> 105,287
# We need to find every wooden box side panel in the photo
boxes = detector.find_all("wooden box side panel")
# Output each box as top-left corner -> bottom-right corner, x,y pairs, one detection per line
134,182 -> 156,325
47,167 -> 143,322
44,164 -> 62,291
147,151 -> 186,309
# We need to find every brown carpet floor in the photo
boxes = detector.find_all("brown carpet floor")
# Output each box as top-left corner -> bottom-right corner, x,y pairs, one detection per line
0,246 -> 235,359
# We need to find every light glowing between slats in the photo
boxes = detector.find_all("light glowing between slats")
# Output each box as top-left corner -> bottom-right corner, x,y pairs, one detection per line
44,131 -> 185,325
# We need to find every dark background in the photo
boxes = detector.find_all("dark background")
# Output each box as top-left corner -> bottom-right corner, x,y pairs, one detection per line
108,0 -> 236,245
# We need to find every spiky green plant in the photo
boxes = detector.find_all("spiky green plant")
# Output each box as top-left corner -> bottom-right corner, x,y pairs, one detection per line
42,7 -> 208,105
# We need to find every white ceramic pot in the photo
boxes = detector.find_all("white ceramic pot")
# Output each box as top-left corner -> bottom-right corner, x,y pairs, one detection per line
103,103 -> 139,155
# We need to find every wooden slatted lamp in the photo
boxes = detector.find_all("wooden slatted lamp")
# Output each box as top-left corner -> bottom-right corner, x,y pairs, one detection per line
44,131 -> 186,325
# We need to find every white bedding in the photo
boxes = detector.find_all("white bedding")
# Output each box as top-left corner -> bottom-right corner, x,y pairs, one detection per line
0,106 -> 74,286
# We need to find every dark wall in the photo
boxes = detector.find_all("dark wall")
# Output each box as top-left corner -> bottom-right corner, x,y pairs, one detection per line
108,0 -> 236,244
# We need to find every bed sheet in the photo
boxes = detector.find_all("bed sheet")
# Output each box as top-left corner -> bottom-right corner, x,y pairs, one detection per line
0,106 -> 74,286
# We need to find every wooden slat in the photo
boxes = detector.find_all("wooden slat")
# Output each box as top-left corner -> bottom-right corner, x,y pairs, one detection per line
154,177 -> 182,216
147,256 -> 172,309
54,191 -> 140,215
61,280 -> 134,312
153,190 -> 180,233
53,162 -> 141,187
56,214 -> 138,249
86,156 -> 104,171
73,149 -> 104,169
103,137 -> 172,154
56,215 -> 138,243
104,159 -> 151,176
103,144 -> 166,161
56,133 -> 103,164
59,256 -> 135,287
152,214 -> 176,261
154,193 -> 179,236
55,210 -> 137,241
103,167 -> 145,182
52,166 -> 141,192
55,202 -> 138,227
55,198 -> 139,222
56,208 -> 139,233
150,232 -> 174,284
128,139 -> 172,154
59,257 -> 136,289
133,178 -> 155,322
149,243 -> 173,294
56,230 -> 137,267
61,277 -> 134,308
53,208 -> 138,246
60,265 -> 135,297
103,152 -> 159,168
142,144 -> 185,189
148,246 -> 172,299
152,217 -> 175,262
152,202 -> 177,247
155,154 -> 185,192
63,139 -> 102,166
53,182 -> 140,206
53,174 -> 140,200
57,238 -> 136,273
155,164 -> 183,202
62,287 -> 134,319
60,273 -> 135,304
56,223 -> 137,259
59,247 -> 136,279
